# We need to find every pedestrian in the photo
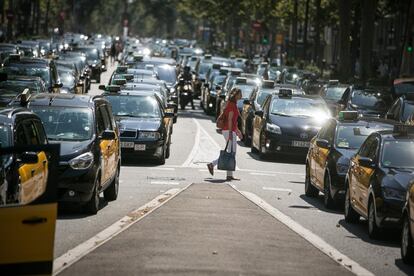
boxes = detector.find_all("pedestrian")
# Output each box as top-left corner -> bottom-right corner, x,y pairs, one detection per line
110,42 -> 116,65
207,88 -> 243,181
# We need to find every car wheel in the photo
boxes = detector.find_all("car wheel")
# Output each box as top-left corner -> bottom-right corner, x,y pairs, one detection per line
402,213 -> 414,264
104,166 -> 119,201
323,171 -> 336,209
368,198 -> 382,239
344,184 -> 360,223
304,164 -> 318,197
173,116 -> 177,124
84,177 -> 100,215
156,145 -> 166,165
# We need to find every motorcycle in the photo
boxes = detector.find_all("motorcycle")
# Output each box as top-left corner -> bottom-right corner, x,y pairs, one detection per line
178,78 -> 194,110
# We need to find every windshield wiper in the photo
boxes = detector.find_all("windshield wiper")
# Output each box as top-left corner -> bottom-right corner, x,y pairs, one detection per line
271,112 -> 290,117
116,113 -> 139,117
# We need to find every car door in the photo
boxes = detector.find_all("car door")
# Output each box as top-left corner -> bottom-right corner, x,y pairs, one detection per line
96,104 -> 110,186
0,144 -> 58,275
311,126 -> 326,189
315,121 -> 336,189
252,96 -> 270,149
101,104 -> 117,183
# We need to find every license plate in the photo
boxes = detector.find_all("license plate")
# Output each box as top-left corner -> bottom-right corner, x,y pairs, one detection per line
134,144 -> 146,151
292,141 -> 310,148
121,142 -> 134,148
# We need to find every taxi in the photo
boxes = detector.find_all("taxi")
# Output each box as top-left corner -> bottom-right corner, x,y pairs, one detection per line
101,86 -> 174,164
250,89 -> 328,158
305,111 -> 396,208
26,93 -> 120,214
344,125 -> 414,239
402,181 -> 414,264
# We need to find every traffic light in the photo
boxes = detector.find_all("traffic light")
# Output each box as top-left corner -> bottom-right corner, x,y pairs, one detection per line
408,45 -> 413,53
262,36 -> 269,45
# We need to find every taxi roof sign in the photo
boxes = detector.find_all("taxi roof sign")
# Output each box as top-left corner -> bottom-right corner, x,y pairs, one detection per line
204,54 -> 212,59
133,54 -> 144,62
113,79 -> 127,86
190,56 -> 198,61
212,64 -> 221,70
338,111 -> 359,121
235,77 -> 247,85
393,124 -> 414,136
328,80 -> 339,86
278,89 -> 293,98
262,80 -> 274,88
106,85 -> 121,93
124,74 -> 134,81
116,66 -> 128,73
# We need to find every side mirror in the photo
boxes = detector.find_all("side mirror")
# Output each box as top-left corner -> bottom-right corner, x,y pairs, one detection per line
243,99 -> 250,105
77,82 -> 83,87
101,130 -> 116,140
98,85 -> 106,90
316,139 -> 330,149
255,110 -> 264,117
358,157 -> 375,168
19,152 -> 39,164
54,82 -> 63,89
215,85 -> 221,90
164,112 -> 174,118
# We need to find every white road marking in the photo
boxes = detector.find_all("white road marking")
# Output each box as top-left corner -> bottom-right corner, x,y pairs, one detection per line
181,118 -> 201,167
198,169 -> 225,173
150,181 -> 180,185
235,188 -> 373,276
248,171 -> 304,176
53,187 -> 186,275
149,167 -> 176,171
263,187 -> 292,192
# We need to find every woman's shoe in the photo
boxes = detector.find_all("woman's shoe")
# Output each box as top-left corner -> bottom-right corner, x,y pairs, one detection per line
226,176 -> 240,181
207,163 -> 214,176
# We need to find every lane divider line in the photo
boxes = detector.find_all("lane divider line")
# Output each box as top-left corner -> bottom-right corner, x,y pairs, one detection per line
53,185 -> 191,275
231,186 -> 374,276
262,187 -> 292,192
150,181 -> 180,185
181,119 -> 201,167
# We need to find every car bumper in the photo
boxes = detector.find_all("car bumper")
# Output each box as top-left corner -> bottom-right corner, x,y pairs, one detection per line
120,139 -> 165,159
376,198 -> 404,228
261,132 -> 311,156
57,163 -> 98,203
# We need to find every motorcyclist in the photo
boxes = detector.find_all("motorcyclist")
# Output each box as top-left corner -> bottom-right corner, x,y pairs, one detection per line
178,66 -> 194,109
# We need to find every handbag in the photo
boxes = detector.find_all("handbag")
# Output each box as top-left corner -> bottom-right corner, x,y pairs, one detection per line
217,140 -> 236,171
216,110 -> 226,129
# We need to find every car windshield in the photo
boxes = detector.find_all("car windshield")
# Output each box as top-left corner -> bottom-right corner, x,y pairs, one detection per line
335,125 -> 391,149
270,98 -> 330,118
256,89 -> 274,106
2,65 -> 50,86
0,80 -> 40,94
156,66 -> 176,84
350,90 -> 388,110
237,84 -> 255,98
31,107 -> 93,141
325,87 -> 347,101
106,95 -> 161,118
84,49 -> 99,60
213,75 -> 226,86
394,82 -> 414,95
382,140 -> 414,169
59,71 -> 75,87
0,124 -> 10,147
199,63 -> 211,74
403,103 -> 414,121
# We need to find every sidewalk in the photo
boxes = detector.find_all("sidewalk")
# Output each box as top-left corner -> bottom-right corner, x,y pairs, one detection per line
59,184 -> 353,276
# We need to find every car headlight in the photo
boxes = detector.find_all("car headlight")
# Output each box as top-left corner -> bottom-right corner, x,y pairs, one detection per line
336,163 -> 349,175
69,152 -> 94,170
138,131 -> 161,140
183,85 -> 189,91
91,64 -> 97,68
266,123 -> 282,134
170,87 -> 175,93
383,187 -> 406,201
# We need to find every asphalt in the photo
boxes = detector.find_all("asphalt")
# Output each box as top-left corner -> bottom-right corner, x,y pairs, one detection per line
59,183 -> 352,276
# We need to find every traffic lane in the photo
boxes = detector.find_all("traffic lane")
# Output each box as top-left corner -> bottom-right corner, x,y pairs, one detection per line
231,171 -> 413,275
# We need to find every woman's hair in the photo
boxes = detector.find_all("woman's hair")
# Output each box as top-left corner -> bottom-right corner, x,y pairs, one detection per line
228,87 -> 242,103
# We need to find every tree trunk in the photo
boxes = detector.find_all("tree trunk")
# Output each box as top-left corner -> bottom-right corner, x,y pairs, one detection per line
350,3 -> 361,76
44,0 -> 50,35
338,0 -> 352,81
400,0 -> 414,77
313,0 -> 322,66
292,0 -> 298,62
359,0 -> 377,82
303,0 -> 310,61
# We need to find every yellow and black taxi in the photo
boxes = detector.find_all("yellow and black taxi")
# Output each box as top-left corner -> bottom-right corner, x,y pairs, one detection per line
201,65 -> 226,115
101,86 -> 174,165
0,107 -> 61,274
25,93 -> 120,214
320,80 -> 350,116
305,111 -> 396,208
401,180 -> 414,264
0,74 -> 47,107
344,125 -> 414,239
386,94 -> 414,124
251,89 -> 330,159
1,54 -> 62,92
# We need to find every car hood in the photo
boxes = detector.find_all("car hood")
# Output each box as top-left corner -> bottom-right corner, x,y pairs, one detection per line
49,140 -> 93,161
269,114 -> 323,137
116,117 -> 161,131
383,168 -> 414,191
